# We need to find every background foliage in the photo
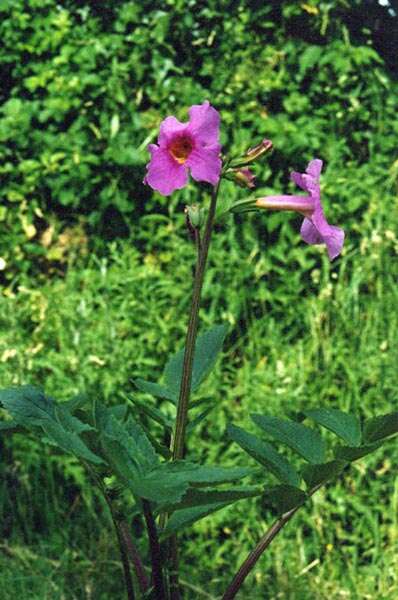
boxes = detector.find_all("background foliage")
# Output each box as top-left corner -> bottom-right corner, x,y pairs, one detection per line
1,0 -> 397,598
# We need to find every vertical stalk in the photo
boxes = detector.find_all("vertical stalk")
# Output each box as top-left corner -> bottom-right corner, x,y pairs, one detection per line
86,465 -> 136,600
172,182 -> 220,461
103,490 -> 136,600
168,182 -> 221,600
116,523 -> 137,600
143,500 -> 167,600
119,520 -> 150,596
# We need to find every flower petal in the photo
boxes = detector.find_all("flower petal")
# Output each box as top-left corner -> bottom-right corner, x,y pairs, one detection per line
300,216 -> 345,260
322,226 -> 345,260
158,116 -> 187,146
300,218 -> 323,245
144,145 -> 188,196
186,146 -> 222,185
291,171 -> 307,191
306,159 -> 323,180
187,101 -> 221,146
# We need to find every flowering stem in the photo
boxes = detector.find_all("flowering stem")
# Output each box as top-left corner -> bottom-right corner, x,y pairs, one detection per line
167,182 -> 220,600
143,499 -> 166,600
221,485 -> 322,600
172,181 -> 220,461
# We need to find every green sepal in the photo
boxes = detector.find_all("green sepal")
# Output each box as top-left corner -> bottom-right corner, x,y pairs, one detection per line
227,423 -> 300,486
304,408 -> 361,446
251,414 -> 326,464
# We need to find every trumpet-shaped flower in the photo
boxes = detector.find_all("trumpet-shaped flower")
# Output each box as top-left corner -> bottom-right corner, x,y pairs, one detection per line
256,159 -> 344,260
143,101 -> 222,196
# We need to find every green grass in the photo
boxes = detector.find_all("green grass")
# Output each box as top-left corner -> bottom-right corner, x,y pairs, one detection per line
1,184 -> 398,599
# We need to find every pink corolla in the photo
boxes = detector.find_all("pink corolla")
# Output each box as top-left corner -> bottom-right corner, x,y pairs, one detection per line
143,101 -> 222,196
256,159 -> 344,260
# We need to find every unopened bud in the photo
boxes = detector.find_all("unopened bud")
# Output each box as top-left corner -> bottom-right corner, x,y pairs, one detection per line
185,204 -> 205,229
226,167 -> 256,189
245,139 -> 273,163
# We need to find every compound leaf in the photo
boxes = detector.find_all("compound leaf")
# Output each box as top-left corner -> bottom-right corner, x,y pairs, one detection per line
227,423 -> 300,486
304,408 -> 361,446
251,414 -> 326,464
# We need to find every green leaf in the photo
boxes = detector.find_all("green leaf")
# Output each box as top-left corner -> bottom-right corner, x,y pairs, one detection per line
163,324 -> 228,398
41,419 -> 102,464
61,393 -> 88,413
127,395 -> 173,431
304,408 -> 361,446
301,460 -> 347,489
97,409 -> 174,499
161,486 -> 251,538
0,386 -> 103,464
227,424 -> 300,486
100,435 -> 141,485
100,412 -> 159,472
251,414 -> 326,464
0,420 -> 23,433
157,486 -> 261,512
55,406 -> 93,435
264,485 -> 308,515
186,406 -> 214,433
141,428 -> 172,460
131,461 -> 253,504
0,386 -> 55,426
133,379 -> 177,403
334,442 -> 383,461
161,503 -> 232,538
363,412 -> 398,443
145,461 -> 252,489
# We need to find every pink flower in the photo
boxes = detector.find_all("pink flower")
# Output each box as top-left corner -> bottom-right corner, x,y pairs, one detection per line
143,101 -> 222,196
256,159 -> 344,261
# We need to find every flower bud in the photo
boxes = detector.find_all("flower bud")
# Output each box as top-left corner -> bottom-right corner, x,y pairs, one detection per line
245,139 -> 273,163
185,204 -> 205,229
226,167 -> 256,189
